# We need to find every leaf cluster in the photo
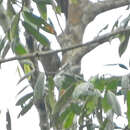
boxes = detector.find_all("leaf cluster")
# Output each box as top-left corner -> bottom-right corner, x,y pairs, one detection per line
0,0 -> 130,129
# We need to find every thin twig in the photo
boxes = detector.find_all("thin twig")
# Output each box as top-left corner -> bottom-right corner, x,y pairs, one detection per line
51,1 -> 64,34
0,26 -> 130,64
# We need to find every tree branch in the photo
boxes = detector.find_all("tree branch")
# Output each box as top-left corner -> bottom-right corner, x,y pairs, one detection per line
72,26 -> 130,64
57,0 -> 130,65
77,0 -> 130,31
1,26 -> 130,64
94,0 -> 130,15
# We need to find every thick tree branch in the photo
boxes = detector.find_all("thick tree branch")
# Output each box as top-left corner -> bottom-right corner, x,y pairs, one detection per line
81,0 -> 130,27
77,0 -> 130,29
94,0 -> 130,15
0,26 -> 130,64
58,0 -> 130,65
24,1 -> 50,130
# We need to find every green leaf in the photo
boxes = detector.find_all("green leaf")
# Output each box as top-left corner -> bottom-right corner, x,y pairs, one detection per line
16,92 -> 33,106
0,36 -> 6,55
23,64 -> 32,80
112,20 -> 119,31
20,60 -> 34,81
104,110 -> 114,130
0,0 -> 3,4
47,77 -> 56,110
17,70 -> 34,84
42,0 -> 52,4
105,63 -> 128,70
7,0 -> 16,18
17,85 -> 29,96
59,105 -> 72,124
111,16 -> 121,31
98,24 -> 109,35
11,0 -> 16,4
63,112 -> 74,129
62,75 -> 76,90
119,32 -> 130,57
127,90 -> 130,128
21,60 -> 34,68
56,6 -> 62,14
72,82 -> 95,99
10,14 -> 20,41
17,99 -> 33,118
99,118 -> 108,130
90,75 -> 105,91
21,60 -> 34,81
118,64 -> 128,70
54,72 -> 76,90
22,21 -> 50,46
71,103 -> 81,115
12,40 -> 27,55
91,76 -> 120,93
23,11 -> 55,34
53,85 -> 75,113
58,103 -> 81,127
1,42 -> 10,58
36,1 -> 47,20
102,94 -> 112,112
86,96 -> 98,115
33,72 -> 45,103
105,77 -> 120,92
53,85 -> 75,123
106,90 -> 121,116
23,11 -> 47,26
17,66 -> 22,78
7,30 -> 11,41
6,109 -> 11,130
120,14 -> 130,28
33,0 -> 51,4
121,75 -> 130,101
126,5 -> 130,10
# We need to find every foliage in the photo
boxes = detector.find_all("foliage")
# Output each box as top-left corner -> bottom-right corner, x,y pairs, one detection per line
0,0 -> 130,130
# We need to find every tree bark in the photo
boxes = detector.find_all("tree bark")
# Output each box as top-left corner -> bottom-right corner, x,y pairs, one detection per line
58,0 -> 130,66
0,0 -> 130,130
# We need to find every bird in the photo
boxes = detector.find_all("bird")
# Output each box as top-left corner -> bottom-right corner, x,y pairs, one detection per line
39,45 -> 61,78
